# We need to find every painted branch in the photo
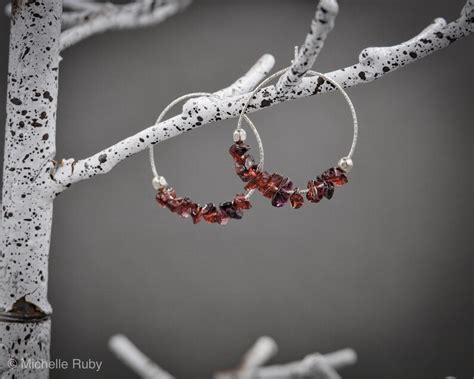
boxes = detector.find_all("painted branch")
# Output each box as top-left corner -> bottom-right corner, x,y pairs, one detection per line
0,319 -> 51,377
214,338 -> 356,379
0,0 -> 62,377
239,337 -> 278,370
6,2 -> 100,29
50,0 -> 473,191
214,55 -> 276,99
61,0 -> 105,28
49,53 -> 277,188
63,0 -> 105,12
109,335 -> 174,379
0,0 -> 61,320
109,335 -> 356,379
60,0 -> 192,51
62,10 -> 94,29
276,0 -> 338,92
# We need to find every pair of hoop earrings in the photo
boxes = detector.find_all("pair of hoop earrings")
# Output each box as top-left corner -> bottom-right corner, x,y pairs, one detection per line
149,68 -> 358,225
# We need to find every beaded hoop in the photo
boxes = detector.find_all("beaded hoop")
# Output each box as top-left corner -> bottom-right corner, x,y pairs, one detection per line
229,68 -> 359,209
149,93 -> 264,225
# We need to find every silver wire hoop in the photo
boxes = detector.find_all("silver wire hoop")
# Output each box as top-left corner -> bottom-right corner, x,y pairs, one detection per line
235,67 -> 359,195
149,92 -> 264,199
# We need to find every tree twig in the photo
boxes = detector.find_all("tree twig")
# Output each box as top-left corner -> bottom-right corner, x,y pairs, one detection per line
276,0 -> 338,92
109,334 -> 174,379
60,0 -> 192,51
109,334 -> 356,379
48,0 -> 473,193
214,338 -> 356,379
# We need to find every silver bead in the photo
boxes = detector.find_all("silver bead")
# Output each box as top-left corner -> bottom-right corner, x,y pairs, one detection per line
233,128 -> 247,142
152,176 -> 167,189
338,157 -> 353,173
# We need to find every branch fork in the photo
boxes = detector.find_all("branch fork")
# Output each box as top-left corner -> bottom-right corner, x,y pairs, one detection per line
60,0 -> 192,50
1,1 -> 472,378
45,0 -> 473,197
110,335 -> 357,379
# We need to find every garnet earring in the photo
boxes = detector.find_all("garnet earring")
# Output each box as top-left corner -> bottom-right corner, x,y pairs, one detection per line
229,68 -> 359,209
149,93 -> 265,225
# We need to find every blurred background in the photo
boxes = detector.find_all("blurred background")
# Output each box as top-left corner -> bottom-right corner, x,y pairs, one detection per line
1,0 -> 473,378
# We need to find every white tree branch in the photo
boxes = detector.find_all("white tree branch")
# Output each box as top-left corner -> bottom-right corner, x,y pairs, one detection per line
48,53 -> 276,190
214,55 -> 276,99
214,338 -> 356,379
215,349 -> 357,379
60,0 -> 192,51
109,334 -> 174,379
63,0 -> 105,12
276,0 -> 339,92
239,336 -> 278,370
48,0 -> 473,194
109,335 -> 356,379
405,17 -> 447,43
61,10 -> 93,29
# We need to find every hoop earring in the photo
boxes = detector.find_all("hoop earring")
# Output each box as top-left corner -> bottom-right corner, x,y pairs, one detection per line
149,93 -> 264,225
229,68 -> 359,209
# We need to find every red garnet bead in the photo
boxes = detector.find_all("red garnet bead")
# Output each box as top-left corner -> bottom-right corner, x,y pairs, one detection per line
244,155 -> 256,169
256,171 -> 270,191
201,203 -> 220,224
166,197 -> 184,212
217,211 -> 230,225
245,177 -> 259,191
233,193 -> 252,210
271,189 -> 290,207
219,201 -> 243,219
229,143 -> 250,163
190,205 -> 203,224
156,187 -> 177,207
235,155 -> 258,182
245,170 -> 269,191
289,191 -> 304,209
324,182 -> 335,199
239,167 -> 258,182
321,167 -> 348,187
235,162 -> 246,177
271,178 -> 293,207
262,173 -> 284,199
306,180 -> 324,203
175,198 -> 194,218
156,185 -> 247,225
244,171 -> 264,190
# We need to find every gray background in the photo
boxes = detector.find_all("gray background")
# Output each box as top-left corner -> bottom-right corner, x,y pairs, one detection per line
1,0 -> 473,378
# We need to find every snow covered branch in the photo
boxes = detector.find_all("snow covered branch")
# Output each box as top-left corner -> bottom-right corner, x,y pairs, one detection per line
60,0 -> 192,51
109,335 -> 357,379
48,0 -> 473,194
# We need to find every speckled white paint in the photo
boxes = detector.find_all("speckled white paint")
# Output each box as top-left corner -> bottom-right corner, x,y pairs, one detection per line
0,1 -> 61,376
0,319 -> 51,379
1,0 -> 62,314
1,1 -> 473,378
276,0 -> 338,92
60,0 -> 192,50
51,0 -> 473,190
109,334 -> 357,379
223,342 -> 356,379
